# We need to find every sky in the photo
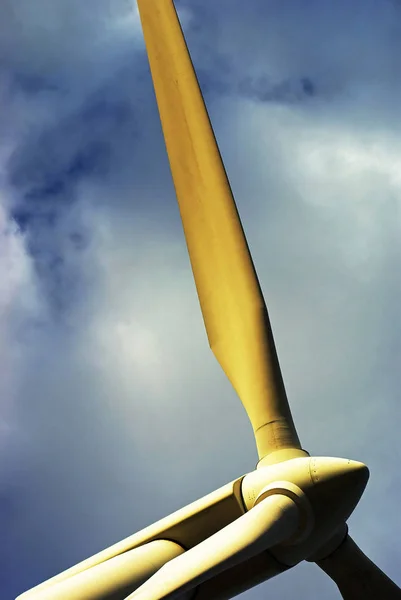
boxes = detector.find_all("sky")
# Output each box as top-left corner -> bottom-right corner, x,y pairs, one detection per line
1,0 -> 400,598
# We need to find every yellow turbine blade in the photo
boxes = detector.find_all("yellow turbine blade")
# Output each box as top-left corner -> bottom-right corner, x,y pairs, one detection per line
137,0 -> 304,461
315,535 -> 401,599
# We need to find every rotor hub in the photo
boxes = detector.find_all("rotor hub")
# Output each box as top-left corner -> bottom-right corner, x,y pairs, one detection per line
241,456 -> 369,565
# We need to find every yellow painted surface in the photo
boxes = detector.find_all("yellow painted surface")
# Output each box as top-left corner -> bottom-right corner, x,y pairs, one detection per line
127,494 -> 298,599
137,0 -> 302,460
16,540 -> 186,600
17,478 -> 245,598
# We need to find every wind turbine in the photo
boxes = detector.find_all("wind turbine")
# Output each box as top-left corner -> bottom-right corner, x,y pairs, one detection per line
17,1 -> 401,599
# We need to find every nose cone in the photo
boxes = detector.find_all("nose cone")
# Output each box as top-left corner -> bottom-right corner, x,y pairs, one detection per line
309,457 -> 369,524
310,457 -> 369,485
310,457 -> 369,494
269,457 -> 370,567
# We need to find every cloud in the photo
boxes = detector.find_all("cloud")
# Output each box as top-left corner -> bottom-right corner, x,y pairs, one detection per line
0,189 -> 42,450
0,0 -> 142,83
180,0 -> 401,101
1,1 -> 400,599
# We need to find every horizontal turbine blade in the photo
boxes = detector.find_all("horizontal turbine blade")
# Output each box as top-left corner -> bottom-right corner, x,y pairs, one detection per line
16,540 -> 184,600
126,493 -> 299,600
136,0 -> 304,461
316,534 -> 401,599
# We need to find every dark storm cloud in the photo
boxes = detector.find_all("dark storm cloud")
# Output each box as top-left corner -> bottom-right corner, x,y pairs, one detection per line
8,87 -> 135,225
178,0 -> 401,111
237,75 -> 316,103
4,59 -> 144,313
